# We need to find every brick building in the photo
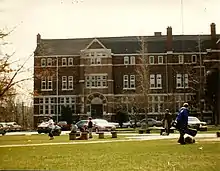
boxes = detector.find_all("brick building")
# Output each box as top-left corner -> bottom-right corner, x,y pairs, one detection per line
33,23 -> 220,126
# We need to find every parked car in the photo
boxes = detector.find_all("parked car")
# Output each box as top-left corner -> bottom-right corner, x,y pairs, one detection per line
188,116 -> 207,131
0,122 -> 10,132
75,119 -> 116,132
37,121 -> 62,136
6,122 -> 22,132
57,121 -> 71,131
108,122 -> 120,128
137,118 -> 163,127
75,120 -> 89,131
0,123 -> 7,135
122,121 -> 132,128
93,119 -> 116,132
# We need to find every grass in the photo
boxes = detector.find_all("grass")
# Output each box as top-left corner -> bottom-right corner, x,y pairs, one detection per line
0,134 -> 130,145
0,137 -> 219,171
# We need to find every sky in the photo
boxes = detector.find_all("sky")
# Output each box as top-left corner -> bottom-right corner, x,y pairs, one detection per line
0,0 -> 220,104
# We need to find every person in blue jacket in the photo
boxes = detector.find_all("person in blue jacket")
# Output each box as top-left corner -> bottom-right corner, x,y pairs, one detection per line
176,103 -> 189,145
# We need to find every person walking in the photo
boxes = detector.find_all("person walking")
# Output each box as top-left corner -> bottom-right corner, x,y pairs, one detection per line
175,103 -> 189,145
163,109 -> 172,135
88,117 -> 93,138
48,116 -> 55,140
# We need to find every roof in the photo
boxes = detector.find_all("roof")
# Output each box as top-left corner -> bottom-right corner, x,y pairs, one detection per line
34,34 -> 220,56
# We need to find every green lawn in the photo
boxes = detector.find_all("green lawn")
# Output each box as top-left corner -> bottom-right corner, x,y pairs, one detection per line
0,134 -> 128,145
0,135 -> 219,171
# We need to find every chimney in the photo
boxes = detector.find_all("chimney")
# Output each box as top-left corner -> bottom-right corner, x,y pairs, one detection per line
210,23 -> 217,49
37,33 -> 41,44
166,26 -> 173,51
154,32 -> 162,36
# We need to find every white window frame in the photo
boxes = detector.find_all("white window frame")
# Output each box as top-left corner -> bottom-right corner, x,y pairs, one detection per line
176,74 -> 182,88
41,58 -> 46,67
45,105 -> 49,114
68,58 -> 73,66
62,76 -> 67,90
47,58 -> 52,66
150,74 -> 155,89
156,74 -> 162,88
85,75 -> 107,88
178,55 -> 184,64
39,105 -> 44,114
41,77 -> 46,90
184,74 -> 189,88
62,58 -> 67,66
130,75 -> 135,89
97,57 -> 101,64
191,55 -> 197,63
124,56 -> 129,65
47,76 -> 53,90
123,75 -> 129,89
68,76 -> 73,90
130,56 -> 135,65
158,56 -> 163,64
149,56 -> 154,64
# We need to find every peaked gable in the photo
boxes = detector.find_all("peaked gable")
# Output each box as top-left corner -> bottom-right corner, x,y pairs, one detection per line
84,38 -> 107,50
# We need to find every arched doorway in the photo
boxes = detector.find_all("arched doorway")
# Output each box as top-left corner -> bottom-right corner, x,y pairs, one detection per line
91,97 -> 103,118
87,93 -> 107,118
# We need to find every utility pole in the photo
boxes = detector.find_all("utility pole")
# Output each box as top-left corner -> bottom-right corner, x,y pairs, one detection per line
198,35 -> 203,119
56,56 -> 59,122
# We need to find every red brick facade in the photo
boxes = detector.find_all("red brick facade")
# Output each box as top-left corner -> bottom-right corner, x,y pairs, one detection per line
33,24 -> 220,126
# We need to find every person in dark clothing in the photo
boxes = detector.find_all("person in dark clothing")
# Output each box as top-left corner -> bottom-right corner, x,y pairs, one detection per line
176,103 -> 189,145
88,117 -> 93,138
163,109 -> 172,135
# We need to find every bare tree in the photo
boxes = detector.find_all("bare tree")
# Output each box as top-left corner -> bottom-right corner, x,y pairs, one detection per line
136,36 -> 150,128
0,30 -> 32,100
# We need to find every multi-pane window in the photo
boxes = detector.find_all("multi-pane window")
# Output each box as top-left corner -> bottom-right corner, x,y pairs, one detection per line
41,58 -> 46,67
45,98 -> 49,103
150,74 -> 162,89
130,75 -> 135,88
176,74 -> 182,88
45,105 -> 49,114
68,58 -> 73,66
156,74 -> 162,88
191,55 -> 197,63
39,98 -> 44,104
149,56 -> 154,64
130,56 -> 135,64
176,74 -> 189,88
86,75 -> 107,88
62,58 -> 67,66
184,74 -> 189,88
124,56 -> 129,65
47,58 -> 52,66
150,74 -> 155,88
123,75 -> 129,88
41,77 -> 46,90
123,75 -> 136,89
62,76 -> 67,90
178,55 -> 184,64
68,76 -> 73,90
50,105 -> 55,114
91,58 -> 101,65
48,76 -> 53,90
158,56 -> 163,64
39,105 -> 43,114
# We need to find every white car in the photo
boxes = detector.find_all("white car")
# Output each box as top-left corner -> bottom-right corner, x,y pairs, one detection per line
188,116 -> 207,131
